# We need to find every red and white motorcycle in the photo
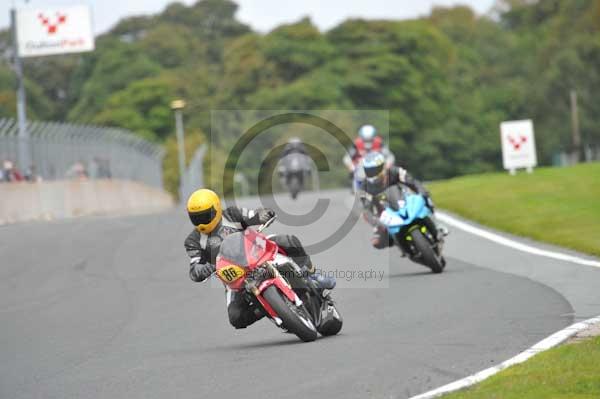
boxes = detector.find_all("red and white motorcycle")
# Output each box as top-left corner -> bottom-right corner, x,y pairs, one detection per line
215,218 -> 343,342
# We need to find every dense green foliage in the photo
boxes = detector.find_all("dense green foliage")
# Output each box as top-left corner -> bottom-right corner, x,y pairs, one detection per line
1,0 -> 599,195
429,162 -> 600,256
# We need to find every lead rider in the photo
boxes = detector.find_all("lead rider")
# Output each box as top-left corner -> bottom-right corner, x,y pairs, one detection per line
184,189 -> 335,329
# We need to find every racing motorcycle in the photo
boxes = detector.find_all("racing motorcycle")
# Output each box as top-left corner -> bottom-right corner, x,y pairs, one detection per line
215,217 -> 343,342
372,185 -> 446,273
279,153 -> 311,200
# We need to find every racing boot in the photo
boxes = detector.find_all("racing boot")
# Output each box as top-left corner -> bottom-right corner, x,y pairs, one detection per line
437,225 -> 449,238
309,272 -> 336,291
300,258 -> 336,291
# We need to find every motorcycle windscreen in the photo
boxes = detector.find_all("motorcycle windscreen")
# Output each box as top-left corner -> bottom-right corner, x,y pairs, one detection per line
219,232 -> 249,266
219,230 -> 278,269
383,185 -> 405,211
405,194 -> 430,219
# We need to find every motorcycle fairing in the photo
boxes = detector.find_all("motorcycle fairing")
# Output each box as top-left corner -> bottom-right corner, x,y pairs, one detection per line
254,277 -> 302,323
216,229 -> 279,290
379,193 -> 431,234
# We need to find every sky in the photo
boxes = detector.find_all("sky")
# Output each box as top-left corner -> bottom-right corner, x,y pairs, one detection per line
2,0 -> 496,34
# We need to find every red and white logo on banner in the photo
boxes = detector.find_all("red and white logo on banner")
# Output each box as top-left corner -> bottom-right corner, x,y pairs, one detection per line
38,12 -> 67,35
500,120 -> 537,171
507,134 -> 528,151
16,5 -> 94,58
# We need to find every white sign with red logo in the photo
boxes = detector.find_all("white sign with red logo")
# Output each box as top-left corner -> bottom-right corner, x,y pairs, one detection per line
16,5 -> 94,58
500,119 -> 537,171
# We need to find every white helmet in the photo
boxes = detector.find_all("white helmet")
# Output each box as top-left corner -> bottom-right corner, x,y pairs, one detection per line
358,125 -> 377,148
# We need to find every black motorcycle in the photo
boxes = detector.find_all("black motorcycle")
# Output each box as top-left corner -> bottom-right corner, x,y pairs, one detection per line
279,152 -> 311,200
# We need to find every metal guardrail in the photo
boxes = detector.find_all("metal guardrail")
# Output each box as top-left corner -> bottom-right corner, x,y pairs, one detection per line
0,118 -> 165,188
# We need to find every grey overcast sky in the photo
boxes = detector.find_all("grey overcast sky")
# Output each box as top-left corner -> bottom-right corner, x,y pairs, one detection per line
3,0 -> 496,34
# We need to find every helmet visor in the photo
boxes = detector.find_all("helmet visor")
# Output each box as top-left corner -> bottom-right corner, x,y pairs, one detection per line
364,164 -> 384,178
189,206 -> 216,226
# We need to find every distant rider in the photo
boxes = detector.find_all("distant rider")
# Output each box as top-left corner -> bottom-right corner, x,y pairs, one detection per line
343,125 -> 395,177
184,188 -> 335,329
281,137 -> 308,158
278,137 -> 311,176
356,152 -> 448,250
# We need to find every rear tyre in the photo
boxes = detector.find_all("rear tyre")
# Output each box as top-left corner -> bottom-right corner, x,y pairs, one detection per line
410,229 -> 444,274
263,286 -> 317,342
289,176 -> 300,200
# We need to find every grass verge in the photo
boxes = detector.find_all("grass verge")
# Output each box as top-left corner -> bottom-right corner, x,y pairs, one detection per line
441,335 -> 600,399
429,163 -> 600,398
429,162 -> 600,256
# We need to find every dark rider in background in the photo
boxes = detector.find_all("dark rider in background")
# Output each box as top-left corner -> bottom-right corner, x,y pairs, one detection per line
278,137 -> 312,199
184,189 -> 335,329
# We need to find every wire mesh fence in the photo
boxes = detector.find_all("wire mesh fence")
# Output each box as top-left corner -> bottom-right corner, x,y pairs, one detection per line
0,118 -> 165,188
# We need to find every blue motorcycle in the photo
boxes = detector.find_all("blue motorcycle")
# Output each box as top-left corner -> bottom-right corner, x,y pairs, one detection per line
376,185 -> 446,273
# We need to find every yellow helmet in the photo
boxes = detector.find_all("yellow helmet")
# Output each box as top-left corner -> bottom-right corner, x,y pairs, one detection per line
186,189 -> 222,233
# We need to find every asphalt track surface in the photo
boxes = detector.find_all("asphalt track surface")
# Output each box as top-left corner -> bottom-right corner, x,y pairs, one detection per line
2,190 -> 599,399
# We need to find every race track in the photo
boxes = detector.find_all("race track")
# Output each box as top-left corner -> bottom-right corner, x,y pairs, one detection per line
2,190 -> 599,399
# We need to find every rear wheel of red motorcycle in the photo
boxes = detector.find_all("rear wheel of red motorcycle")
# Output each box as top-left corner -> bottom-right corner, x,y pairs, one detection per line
263,286 -> 317,342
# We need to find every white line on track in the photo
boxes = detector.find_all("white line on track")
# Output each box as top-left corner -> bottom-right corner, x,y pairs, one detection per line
436,211 -> 600,268
409,315 -> 600,399
407,210 -> 600,398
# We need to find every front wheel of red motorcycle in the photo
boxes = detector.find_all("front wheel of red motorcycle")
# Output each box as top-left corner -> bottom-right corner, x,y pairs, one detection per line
263,286 -> 317,342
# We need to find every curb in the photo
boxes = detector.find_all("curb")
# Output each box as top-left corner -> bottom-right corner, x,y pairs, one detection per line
409,315 -> 600,398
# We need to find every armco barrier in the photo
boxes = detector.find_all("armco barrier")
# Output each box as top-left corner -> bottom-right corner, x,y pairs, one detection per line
0,180 -> 174,225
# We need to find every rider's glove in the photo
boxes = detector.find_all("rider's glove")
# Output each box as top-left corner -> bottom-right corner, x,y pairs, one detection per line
257,208 -> 276,224
199,263 -> 215,281
359,193 -> 370,208
190,260 -> 215,282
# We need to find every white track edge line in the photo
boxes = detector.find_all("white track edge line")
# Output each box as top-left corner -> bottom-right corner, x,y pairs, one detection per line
409,315 -> 600,399
436,211 -> 600,268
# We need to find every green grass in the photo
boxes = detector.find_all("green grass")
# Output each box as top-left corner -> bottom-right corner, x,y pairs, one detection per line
441,336 -> 600,399
429,162 -> 600,256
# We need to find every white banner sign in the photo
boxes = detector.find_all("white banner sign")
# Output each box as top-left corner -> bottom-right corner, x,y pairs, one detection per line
16,5 -> 94,58
500,119 -> 537,171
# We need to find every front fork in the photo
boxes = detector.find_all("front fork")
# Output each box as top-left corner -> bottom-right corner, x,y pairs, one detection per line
398,220 -> 442,256
246,263 -> 303,326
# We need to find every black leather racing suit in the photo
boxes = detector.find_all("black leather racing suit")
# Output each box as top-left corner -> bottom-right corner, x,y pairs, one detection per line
359,166 -> 437,249
184,206 -> 312,329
